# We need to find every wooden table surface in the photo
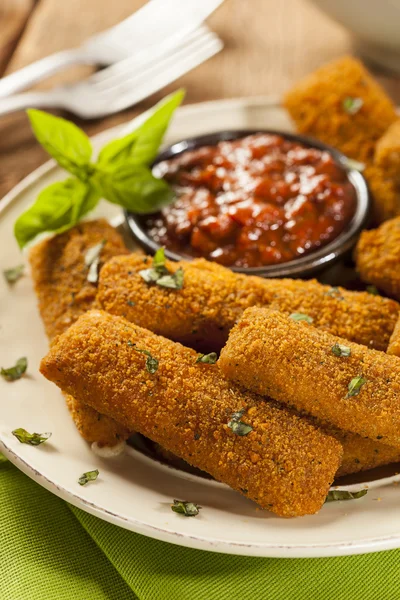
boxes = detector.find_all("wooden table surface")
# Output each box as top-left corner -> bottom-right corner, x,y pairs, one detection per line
1,0 -> 400,200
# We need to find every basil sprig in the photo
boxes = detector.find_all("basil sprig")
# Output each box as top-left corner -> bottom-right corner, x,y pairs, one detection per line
14,90 -> 185,249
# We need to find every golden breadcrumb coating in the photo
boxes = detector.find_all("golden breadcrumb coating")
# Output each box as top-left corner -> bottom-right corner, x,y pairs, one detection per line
40,310 -> 343,517
375,119 -> 400,181
29,220 -> 130,446
97,254 -> 399,352
355,216 -> 400,300
219,307 -> 400,448
333,427 -> 400,477
283,56 -> 397,164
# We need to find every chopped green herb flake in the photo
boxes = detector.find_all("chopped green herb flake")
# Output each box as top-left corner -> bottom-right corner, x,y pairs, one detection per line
343,96 -> 364,115
126,300 -> 135,307
1,357 -> 27,381
85,240 -> 105,283
139,249 -> 184,290
346,376 -> 367,398
3,264 -> 24,284
331,343 -> 351,358
325,286 -> 344,300
366,285 -> 379,296
325,489 -> 367,503
135,348 -> 159,374
227,409 -> 253,436
289,312 -> 313,324
78,469 -> 99,486
196,352 -> 217,364
171,499 -> 201,517
12,428 -> 51,446
152,247 -> 166,268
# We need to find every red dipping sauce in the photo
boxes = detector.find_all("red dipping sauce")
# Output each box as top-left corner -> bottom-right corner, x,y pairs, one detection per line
144,134 -> 357,268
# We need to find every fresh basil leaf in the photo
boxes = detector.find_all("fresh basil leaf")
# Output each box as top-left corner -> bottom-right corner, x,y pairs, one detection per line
196,352 -> 218,364
289,312 -> 313,324
3,264 -> 24,284
85,240 -> 106,283
331,343 -> 351,358
12,428 -> 51,446
325,489 -> 367,502
171,499 -> 201,517
78,469 -> 99,486
94,163 -> 173,214
14,179 -> 100,249
27,109 -> 93,179
98,89 -> 185,168
1,357 -> 27,381
346,376 -> 367,398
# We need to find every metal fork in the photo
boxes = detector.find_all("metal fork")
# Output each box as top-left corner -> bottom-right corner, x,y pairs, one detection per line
0,0 -> 224,98
0,26 -> 223,119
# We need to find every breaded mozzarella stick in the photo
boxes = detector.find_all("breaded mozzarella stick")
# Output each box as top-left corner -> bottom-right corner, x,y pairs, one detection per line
219,307 -> 400,448
97,254 -> 399,352
40,310 -> 342,518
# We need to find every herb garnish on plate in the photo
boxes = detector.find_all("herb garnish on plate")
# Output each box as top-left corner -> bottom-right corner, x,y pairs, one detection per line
127,342 -> 159,374
3,264 -> 24,284
1,357 -> 27,381
325,489 -> 367,502
14,90 -> 184,249
331,343 -> 351,358
78,469 -> 99,486
171,500 -> 201,517
346,376 -> 367,398
342,96 -> 364,115
12,428 -> 51,446
196,352 -> 218,364
227,409 -> 253,436
289,312 -> 313,324
139,247 -> 184,290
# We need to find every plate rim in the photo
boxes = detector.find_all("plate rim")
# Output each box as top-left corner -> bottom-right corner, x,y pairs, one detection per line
2,95 -> 400,558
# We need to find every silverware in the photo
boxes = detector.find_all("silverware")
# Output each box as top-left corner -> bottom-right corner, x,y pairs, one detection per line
0,26 -> 222,118
0,0 -> 224,98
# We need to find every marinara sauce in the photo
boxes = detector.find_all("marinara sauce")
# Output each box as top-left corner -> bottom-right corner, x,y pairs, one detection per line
144,134 -> 357,268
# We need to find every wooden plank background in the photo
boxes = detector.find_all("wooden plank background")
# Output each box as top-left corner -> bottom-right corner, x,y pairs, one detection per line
1,0 -> 399,199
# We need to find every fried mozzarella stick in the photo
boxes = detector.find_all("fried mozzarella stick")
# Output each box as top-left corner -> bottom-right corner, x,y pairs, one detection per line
355,217 -> 400,301
97,254 -> 399,352
334,428 -> 400,477
283,56 -> 397,164
29,220 -> 131,446
219,307 -> 400,448
40,310 -> 342,517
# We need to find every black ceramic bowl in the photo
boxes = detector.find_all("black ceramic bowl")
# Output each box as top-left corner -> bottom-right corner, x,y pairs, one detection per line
125,129 -> 370,278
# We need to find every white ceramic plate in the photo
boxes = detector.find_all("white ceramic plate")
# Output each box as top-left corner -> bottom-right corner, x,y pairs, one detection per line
1,97 -> 400,558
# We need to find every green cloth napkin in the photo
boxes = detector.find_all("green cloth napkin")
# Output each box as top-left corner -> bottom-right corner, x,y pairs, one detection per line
1,456 -> 400,600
